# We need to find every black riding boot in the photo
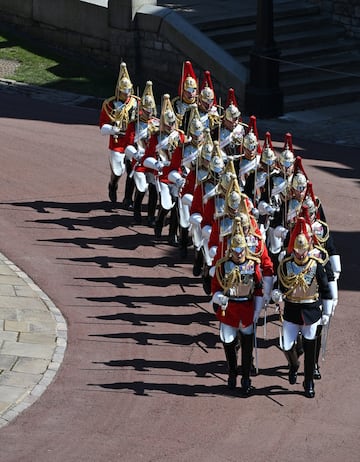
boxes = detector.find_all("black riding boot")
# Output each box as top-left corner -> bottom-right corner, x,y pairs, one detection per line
192,249 -> 204,277
108,173 -> 119,203
123,173 -> 134,210
223,338 -> 238,390
240,332 -> 254,396
284,343 -> 300,385
313,325 -> 322,380
133,191 -> 145,224
168,203 -> 179,246
147,184 -> 158,227
303,337 -> 316,398
296,332 -> 304,357
202,265 -> 212,295
154,207 -> 168,239
179,227 -> 189,258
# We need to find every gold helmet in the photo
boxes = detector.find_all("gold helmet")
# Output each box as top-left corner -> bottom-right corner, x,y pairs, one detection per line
225,176 -> 242,216
219,159 -> 237,193
279,133 -> 295,169
287,217 -> 312,264
199,70 -> 217,107
261,131 -> 276,167
115,62 -> 133,100
229,217 -> 247,253
291,172 -> 307,192
209,141 -> 225,175
188,104 -> 204,141
243,115 -> 259,157
141,80 -> 156,116
160,94 -> 177,132
178,61 -> 197,102
200,128 -> 214,162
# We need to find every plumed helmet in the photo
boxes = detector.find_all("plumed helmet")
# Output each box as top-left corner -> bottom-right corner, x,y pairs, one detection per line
200,70 -> 217,106
160,94 -> 177,131
188,104 -> 204,137
141,80 -> 156,115
227,190 -> 242,210
225,176 -> 242,215
261,131 -> 276,166
115,62 -> 133,100
243,130 -> 258,152
219,159 -> 237,193
224,88 -> 240,121
239,212 -> 250,228
209,141 -> 225,174
200,128 -> 214,161
225,104 -> 241,122
292,172 -> 307,192
287,217 -> 312,255
279,133 -> 295,168
244,115 -> 260,153
178,61 -> 198,98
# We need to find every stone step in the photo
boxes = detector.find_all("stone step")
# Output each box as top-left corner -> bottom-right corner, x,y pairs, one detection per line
284,83 -> 360,112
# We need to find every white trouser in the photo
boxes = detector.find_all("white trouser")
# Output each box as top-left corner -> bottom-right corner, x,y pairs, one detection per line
220,322 -> 254,344
282,319 -> 321,351
109,150 -> 125,177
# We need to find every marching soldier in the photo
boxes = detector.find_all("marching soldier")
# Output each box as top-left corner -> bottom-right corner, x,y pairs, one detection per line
99,62 -> 138,209
143,94 -> 187,245
273,217 -> 333,398
211,216 -> 271,396
172,61 -> 198,132
124,81 -> 159,226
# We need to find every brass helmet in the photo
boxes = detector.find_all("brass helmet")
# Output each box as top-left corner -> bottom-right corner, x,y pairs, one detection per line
178,61 -> 197,102
291,172 -> 307,193
243,130 -> 258,152
141,80 -> 156,116
279,133 -> 295,169
287,216 -> 312,263
225,103 -> 241,122
188,105 -> 204,140
243,115 -> 259,155
225,177 -> 242,216
160,94 -> 177,132
200,128 -> 214,162
230,217 -> 247,252
209,141 -> 225,175
261,131 -> 276,167
115,62 -> 133,100
219,159 -> 237,193
199,70 -> 217,107
224,88 -> 241,122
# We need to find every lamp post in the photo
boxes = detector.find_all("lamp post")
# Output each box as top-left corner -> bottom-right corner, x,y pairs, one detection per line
245,0 -> 283,118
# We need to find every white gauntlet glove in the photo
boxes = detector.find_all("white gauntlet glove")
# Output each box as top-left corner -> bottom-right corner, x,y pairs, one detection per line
212,292 -> 229,311
271,289 -> 283,303
322,299 -> 332,325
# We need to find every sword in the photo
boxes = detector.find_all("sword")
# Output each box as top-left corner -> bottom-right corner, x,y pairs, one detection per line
263,304 -> 267,339
253,322 -> 259,375
321,316 -> 331,361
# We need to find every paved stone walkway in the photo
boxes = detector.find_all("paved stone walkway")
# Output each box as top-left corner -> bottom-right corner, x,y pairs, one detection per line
0,252 -> 67,428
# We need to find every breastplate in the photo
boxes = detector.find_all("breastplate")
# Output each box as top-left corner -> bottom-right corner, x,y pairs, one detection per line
285,259 -> 319,303
223,260 -> 255,300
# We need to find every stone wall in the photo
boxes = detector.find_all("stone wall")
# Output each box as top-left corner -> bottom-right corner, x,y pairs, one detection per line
309,0 -> 360,38
0,0 -> 248,105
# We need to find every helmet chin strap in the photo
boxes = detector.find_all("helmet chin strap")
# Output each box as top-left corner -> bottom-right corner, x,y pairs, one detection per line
294,253 -> 309,265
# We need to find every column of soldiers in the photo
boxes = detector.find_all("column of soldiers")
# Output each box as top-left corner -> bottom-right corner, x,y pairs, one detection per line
99,61 -> 341,399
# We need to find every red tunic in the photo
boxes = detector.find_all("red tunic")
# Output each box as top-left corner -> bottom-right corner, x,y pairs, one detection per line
211,259 -> 263,328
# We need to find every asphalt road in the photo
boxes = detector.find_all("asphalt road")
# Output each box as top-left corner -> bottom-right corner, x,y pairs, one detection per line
0,91 -> 359,462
